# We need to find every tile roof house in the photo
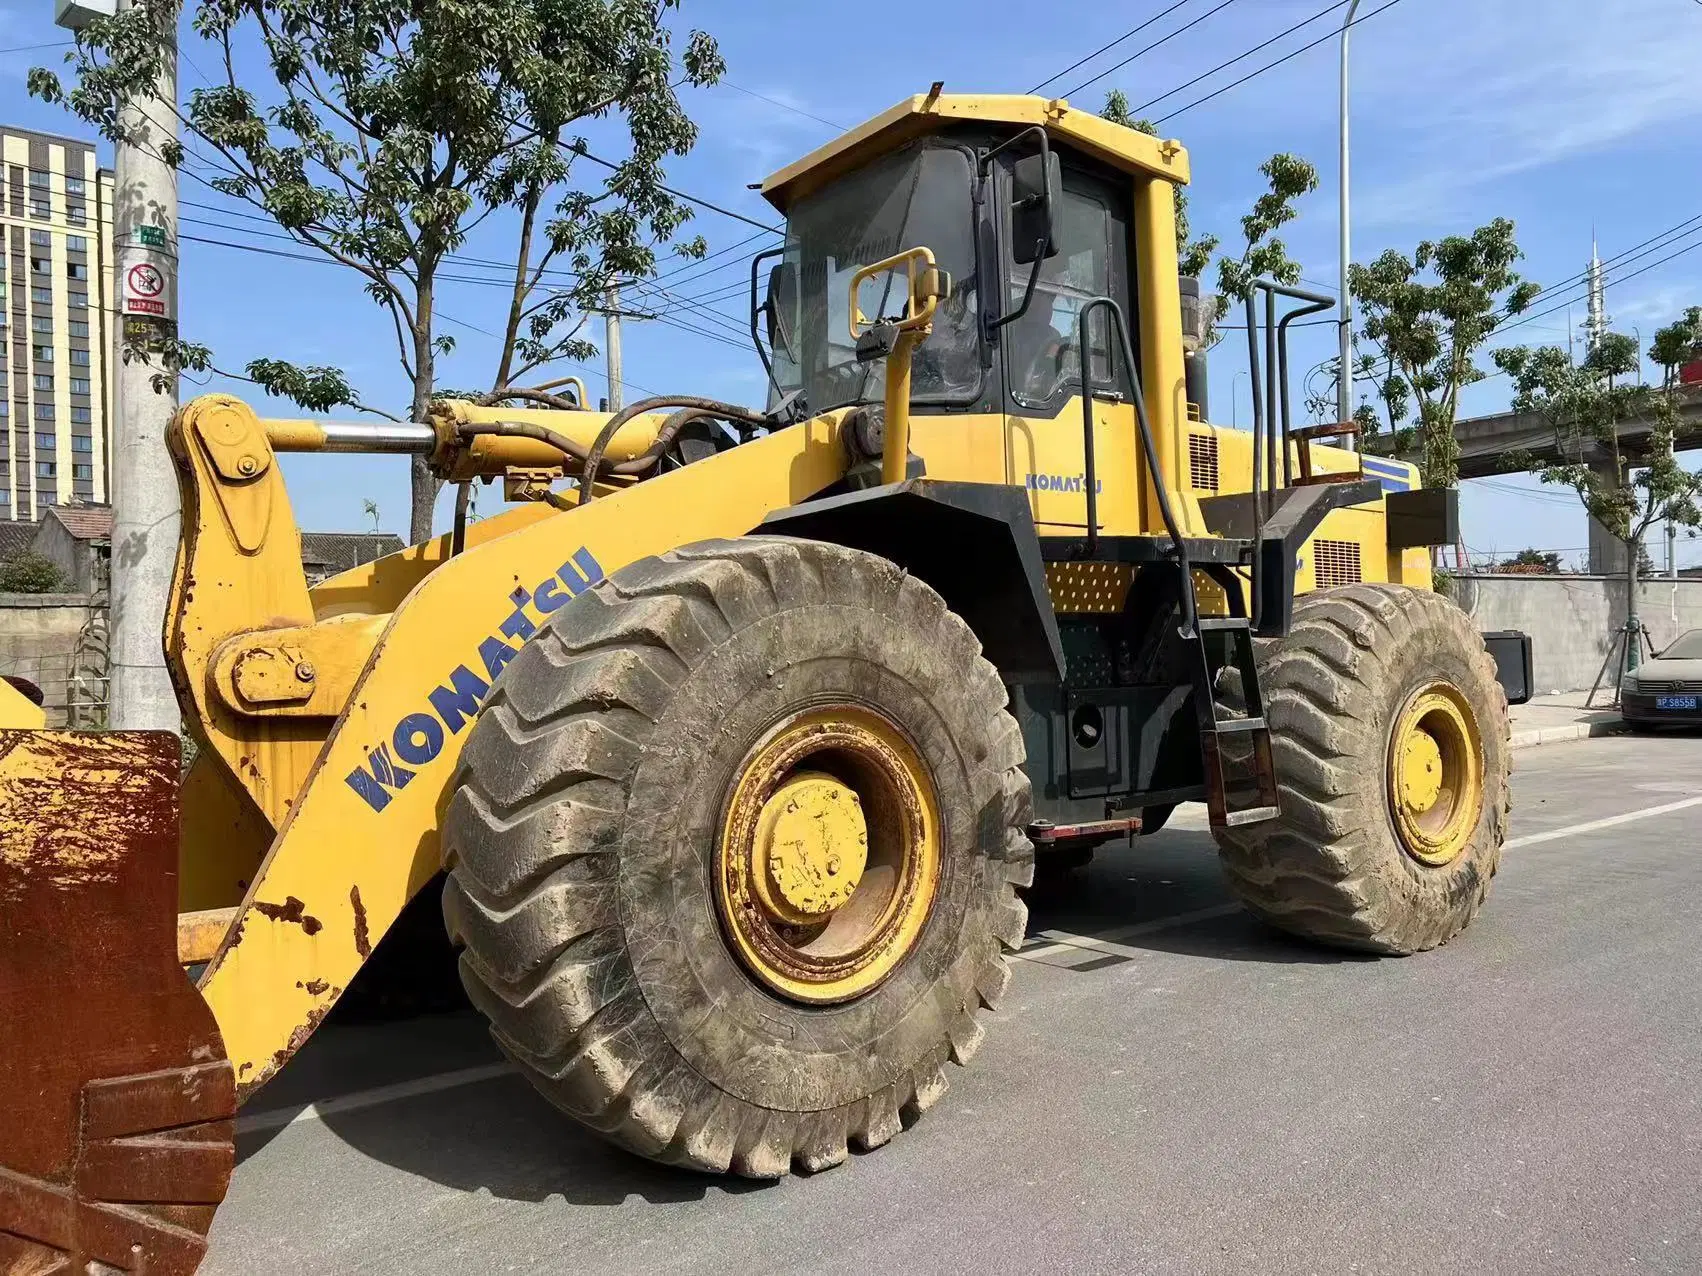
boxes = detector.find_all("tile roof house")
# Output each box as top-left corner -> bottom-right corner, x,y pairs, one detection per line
299,532 -> 406,584
30,506 -> 114,594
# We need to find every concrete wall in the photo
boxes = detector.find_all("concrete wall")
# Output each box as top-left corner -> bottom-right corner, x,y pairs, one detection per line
1454,574 -> 1702,694
0,593 -> 103,727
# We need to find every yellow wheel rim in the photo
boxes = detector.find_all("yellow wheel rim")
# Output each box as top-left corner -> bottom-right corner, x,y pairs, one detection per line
1387,682 -> 1485,867
716,706 -> 941,1005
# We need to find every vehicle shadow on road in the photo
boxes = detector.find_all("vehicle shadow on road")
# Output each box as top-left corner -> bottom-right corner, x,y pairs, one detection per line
235,1006 -> 774,1207
1022,827 -> 1372,967
312,1079 -> 776,1208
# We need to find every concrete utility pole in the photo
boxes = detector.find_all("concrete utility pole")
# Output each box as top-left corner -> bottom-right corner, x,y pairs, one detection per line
1336,0 -> 1362,440
56,0 -> 182,730
604,282 -> 624,412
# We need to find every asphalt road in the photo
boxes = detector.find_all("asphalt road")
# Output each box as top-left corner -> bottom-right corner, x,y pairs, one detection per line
207,734 -> 1702,1275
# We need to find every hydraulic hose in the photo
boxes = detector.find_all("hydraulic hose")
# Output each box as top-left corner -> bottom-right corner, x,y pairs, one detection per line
576,395 -> 767,505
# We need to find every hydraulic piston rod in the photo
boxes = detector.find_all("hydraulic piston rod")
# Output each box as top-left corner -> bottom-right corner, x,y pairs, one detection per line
264,419 -> 438,454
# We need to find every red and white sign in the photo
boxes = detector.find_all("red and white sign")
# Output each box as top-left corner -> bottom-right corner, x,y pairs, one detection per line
123,261 -> 168,316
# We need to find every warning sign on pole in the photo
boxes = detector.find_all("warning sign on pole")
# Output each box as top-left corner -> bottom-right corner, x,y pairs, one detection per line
123,260 -> 168,317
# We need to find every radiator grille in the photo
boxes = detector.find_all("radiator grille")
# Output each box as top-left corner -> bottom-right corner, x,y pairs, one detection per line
1313,539 -> 1363,589
1188,432 -> 1219,492
1640,679 -> 1702,693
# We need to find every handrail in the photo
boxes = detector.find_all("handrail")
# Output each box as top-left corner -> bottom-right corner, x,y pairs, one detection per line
1074,296 -> 1196,637
1241,279 -> 1335,629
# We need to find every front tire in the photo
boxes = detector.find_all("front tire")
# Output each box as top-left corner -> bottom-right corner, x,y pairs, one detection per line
442,537 -> 1032,1175
1213,584 -> 1510,954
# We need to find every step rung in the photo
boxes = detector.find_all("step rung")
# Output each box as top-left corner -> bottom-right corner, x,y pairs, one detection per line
1221,805 -> 1280,827
1197,616 -> 1252,632
1205,717 -> 1268,735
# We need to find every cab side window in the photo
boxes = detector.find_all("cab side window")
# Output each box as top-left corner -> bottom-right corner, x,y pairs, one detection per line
1004,174 -> 1125,410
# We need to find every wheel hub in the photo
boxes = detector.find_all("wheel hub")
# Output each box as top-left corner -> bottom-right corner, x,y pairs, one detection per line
1398,728 -> 1445,816
751,772 -> 869,923
1387,683 -> 1485,867
716,707 -> 940,1006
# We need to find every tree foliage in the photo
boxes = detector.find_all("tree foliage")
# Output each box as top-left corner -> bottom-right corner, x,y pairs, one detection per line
1492,316 -> 1702,598
0,552 -> 73,594
1497,547 -> 1563,574
1351,218 -> 1540,486
33,0 -> 724,538
1101,90 -> 1317,344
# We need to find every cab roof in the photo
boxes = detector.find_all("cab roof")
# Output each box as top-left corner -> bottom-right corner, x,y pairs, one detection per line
759,91 -> 1192,214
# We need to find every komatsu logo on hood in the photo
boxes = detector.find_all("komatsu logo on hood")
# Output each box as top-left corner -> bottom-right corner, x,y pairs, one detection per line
345,546 -> 604,813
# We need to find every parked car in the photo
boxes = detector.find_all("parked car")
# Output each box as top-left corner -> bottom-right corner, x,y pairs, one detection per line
1621,629 -> 1702,730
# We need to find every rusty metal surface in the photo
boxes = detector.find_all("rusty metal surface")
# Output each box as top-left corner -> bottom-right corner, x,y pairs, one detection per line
0,731 -> 236,1275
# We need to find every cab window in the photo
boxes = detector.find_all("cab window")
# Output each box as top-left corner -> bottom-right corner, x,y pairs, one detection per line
1004,171 -> 1128,411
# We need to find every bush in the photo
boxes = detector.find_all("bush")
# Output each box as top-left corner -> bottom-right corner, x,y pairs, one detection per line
0,551 -> 71,594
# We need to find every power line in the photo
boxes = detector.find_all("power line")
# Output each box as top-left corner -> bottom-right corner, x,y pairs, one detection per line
1028,0 -> 1201,94
1153,0 -> 1403,124
177,229 -> 741,377
721,81 -> 843,130
651,229 -> 773,285
1062,0 -> 1246,100
1127,0 -> 1348,116
568,144 -> 781,235
0,41 -> 72,55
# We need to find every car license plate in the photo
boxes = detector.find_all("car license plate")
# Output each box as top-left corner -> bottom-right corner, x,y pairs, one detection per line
1656,695 -> 1698,711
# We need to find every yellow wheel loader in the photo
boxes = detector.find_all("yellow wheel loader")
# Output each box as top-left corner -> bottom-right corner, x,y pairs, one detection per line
0,91 -> 1509,1273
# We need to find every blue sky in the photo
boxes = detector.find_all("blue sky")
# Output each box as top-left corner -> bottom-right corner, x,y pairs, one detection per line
5,0 -> 1702,567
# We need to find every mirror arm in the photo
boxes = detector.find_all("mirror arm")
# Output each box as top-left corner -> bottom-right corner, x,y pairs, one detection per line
989,252 -> 1046,335
749,245 -> 787,401
977,125 -> 1057,341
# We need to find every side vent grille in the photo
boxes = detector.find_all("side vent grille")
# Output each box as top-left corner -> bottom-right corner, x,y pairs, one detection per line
1188,432 -> 1219,492
1313,539 -> 1363,589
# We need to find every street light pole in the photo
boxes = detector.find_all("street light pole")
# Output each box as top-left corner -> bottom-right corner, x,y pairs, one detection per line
55,0 -> 182,731
1336,0 -> 1362,440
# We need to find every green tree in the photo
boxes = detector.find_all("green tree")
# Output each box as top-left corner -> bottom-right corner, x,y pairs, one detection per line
0,552 -> 73,594
1101,90 -> 1317,344
33,0 -> 724,540
1493,322 -> 1702,638
1497,548 -> 1563,574
1351,218 -> 1541,487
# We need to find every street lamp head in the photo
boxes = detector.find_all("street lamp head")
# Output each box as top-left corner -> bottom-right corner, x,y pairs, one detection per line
54,0 -> 116,30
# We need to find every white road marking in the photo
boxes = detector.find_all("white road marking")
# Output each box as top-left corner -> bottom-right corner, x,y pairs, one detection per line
1017,903 -> 1242,963
1504,793 -> 1702,850
235,799 -> 1697,1125
237,1062 -> 516,1135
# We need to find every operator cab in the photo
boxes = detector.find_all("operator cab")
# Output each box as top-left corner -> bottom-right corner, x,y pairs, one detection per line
754,91 -> 1176,442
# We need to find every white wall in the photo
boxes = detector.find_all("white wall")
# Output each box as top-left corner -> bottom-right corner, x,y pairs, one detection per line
1453,574 -> 1702,694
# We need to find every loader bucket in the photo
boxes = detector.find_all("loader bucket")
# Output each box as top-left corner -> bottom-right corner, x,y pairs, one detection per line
0,731 -> 235,1276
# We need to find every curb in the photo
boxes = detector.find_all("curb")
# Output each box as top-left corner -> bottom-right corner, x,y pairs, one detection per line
1508,718 -> 1627,750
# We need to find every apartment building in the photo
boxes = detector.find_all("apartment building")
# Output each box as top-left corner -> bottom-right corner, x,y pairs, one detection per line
1,125 -> 114,523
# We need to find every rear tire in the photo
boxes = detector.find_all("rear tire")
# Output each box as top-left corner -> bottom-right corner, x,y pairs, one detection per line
442,537 -> 1032,1175
1213,584 -> 1510,954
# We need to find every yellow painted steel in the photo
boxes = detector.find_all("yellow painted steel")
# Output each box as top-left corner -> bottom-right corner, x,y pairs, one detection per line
148,90 -> 1437,1100
1133,175 -> 1198,537
750,773 -> 868,922
0,679 -> 45,729
848,246 -> 943,485
1387,683 -> 1485,867
197,410 -> 851,1091
714,707 -> 941,1006
762,92 -> 1189,212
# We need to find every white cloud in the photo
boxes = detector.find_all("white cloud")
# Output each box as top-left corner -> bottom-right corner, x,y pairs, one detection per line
1352,0 -> 1702,229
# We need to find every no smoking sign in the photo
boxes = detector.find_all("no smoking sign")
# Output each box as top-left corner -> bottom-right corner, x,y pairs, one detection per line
123,260 -> 169,317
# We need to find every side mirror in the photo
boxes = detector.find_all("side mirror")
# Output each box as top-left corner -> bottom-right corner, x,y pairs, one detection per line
1010,150 -> 1061,265
763,261 -> 798,360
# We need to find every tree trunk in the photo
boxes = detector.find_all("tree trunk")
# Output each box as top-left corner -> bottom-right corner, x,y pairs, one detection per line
408,277 -> 440,545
